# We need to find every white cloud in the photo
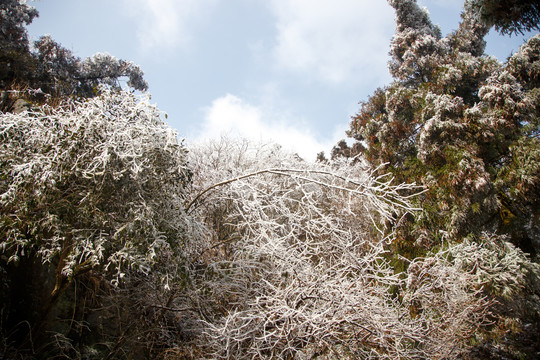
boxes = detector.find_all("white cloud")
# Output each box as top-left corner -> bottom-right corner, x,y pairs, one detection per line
195,94 -> 345,161
124,0 -> 216,51
268,0 -> 395,84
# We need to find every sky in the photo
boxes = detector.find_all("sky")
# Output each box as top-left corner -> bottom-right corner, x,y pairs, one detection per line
27,0 -> 536,161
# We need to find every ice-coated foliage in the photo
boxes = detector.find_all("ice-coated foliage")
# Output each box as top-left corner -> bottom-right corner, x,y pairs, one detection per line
344,1 -> 540,357
448,233 -> 540,299
0,88 -> 204,358
1,130 -> 537,358
82,52 -> 147,92
1,1 -> 148,100
33,35 -> 82,95
507,34 -> 540,90
0,0 -> 37,49
388,0 -> 446,83
34,35 -> 148,97
173,138 -> 496,359
0,0 -> 39,87
0,89 -> 193,285
1,0 -> 539,358
348,0 -> 539,251
466,0 -> 540,35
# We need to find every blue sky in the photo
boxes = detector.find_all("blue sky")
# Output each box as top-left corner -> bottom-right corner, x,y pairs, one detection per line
27,0 -> 536,160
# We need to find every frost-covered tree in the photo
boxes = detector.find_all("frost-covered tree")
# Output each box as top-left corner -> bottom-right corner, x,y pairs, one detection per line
0,0 -> 38,87
2,116 -> 536,358
34,35 -> 148,97
466,0 -> 540,35
2,0 -> 539,358
172,138 -> 503,359
0,89 -> 197,357
345,1 -> 540,357
0,0 -> 147,105
347,0 -> 539,254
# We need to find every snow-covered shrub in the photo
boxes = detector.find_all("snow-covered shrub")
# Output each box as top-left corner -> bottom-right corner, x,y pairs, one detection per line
405,233 -> 540,359
0,89 -> 201,357
181,138 -> 494,359
1,89 -> 194,283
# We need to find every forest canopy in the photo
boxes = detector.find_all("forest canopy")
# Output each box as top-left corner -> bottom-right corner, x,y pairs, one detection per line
1,0 -> 539,359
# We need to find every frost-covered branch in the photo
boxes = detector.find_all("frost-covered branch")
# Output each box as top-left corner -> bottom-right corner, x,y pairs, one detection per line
182,138 -> 496,359
186,165 -> 424,215
0,89 -> 197,286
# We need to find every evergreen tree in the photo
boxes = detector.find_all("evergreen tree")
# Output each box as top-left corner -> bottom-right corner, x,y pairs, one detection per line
347,0 -> 539,255
345,2 -> 540,356
33,35 -> 148,97
0,0 -> 147,105
0,0 -> 38,88
466,0 -> 540,35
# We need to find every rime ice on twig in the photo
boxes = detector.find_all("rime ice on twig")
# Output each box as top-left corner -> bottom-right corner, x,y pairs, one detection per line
186,138 -> 495,359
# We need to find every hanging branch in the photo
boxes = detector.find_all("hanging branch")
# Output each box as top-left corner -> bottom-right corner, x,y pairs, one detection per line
185,166 -> 424,214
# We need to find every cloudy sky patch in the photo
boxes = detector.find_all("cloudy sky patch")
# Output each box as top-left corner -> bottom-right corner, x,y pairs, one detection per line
27,0 -> 533,160
269,0 -> 394,84
125,0 -> 217,51
197,94 -> 345,160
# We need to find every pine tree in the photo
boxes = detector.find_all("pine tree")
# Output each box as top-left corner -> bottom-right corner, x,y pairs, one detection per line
347,0 -> 539,255
0,0 -> 147,105
0,0 -> 38,88
466,0 -> 540,35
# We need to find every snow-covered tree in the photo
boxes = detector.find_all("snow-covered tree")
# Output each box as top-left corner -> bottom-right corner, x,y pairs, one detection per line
0,89 -> 197,357
2,0 -> 539,358
3,125 -> 537,358
348,0 -> 538,253
1,0 -> 147,105
345,1 -> 540,357
0,0 -> 38,88
466,0 -> 540,35
34,35 -> 148,97
175,138 -> 500,359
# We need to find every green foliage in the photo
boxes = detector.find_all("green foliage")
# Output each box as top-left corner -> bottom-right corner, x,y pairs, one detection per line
347,1 -> 539,256
0,1 -> 147,100
466,0 -> 540,35
344,1 -> 540,357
